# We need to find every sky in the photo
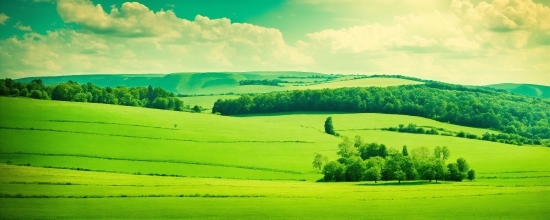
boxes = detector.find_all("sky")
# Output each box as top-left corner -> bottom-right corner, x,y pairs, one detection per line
0,0 -> 549,85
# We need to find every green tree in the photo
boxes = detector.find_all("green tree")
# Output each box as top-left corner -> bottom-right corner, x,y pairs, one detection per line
354,135 -> 363,148
394,170 -> 406,184
365,166 -> 382,183
467,169 -> 476,181
336,137 -> 359,159
324,117 -> 336,135
434,146 -> 450,160
402,145 -> 409,156
312,153 -> 329,170
456,158 -> 469,173
192,105 -> 202,113
343,156 -> 365,182
322,161 -> 346,181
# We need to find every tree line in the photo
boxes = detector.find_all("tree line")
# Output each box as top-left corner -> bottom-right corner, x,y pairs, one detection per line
382,123 -> 543,146
239,79 -> 287,86
0,78 -> 185,111
314,136 -> 475,183
212,83 -> 550,141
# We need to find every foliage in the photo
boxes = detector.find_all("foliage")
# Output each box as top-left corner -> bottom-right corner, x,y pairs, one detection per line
322,136 -> 474,183
0,78 -> 184,112
312,153 -> 328,170
212,84 -> 550,140
324,117 -> 337,136
239,79 -> 287,86
467,169 -> 476,181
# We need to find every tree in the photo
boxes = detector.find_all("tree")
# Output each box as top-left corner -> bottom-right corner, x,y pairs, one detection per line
394,170 -> 406,184
324,117 -> 337,135
336,137 -> 359,159
322,161 -> 346,181
365,166 -> 382,183
344,156 -> 365,181
354,135 -> 363,148
192,105 -> 202,113
446,163 -> 465,181
456,158 -> 469,173
402,145 -> 409,156
312,153 -> 329,170
434,146 -> 450,160
467,169 -> 476,181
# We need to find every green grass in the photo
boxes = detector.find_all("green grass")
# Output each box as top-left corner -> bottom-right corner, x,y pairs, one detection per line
291,78 -> 423,90
179,95 -> 240,108
1,164 -> 549,219
1,96 -> 550,219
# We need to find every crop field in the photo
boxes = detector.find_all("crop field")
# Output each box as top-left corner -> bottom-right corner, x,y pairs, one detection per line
1,97 -> 549,219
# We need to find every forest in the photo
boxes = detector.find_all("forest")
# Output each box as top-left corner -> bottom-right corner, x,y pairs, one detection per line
314,136 -> 475,183
212,83 -> 550,141
0,78 -> 184,111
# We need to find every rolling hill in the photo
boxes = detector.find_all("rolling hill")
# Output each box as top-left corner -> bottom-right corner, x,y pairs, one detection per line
485,83 -> 550,98
15,72 -> 422,95
1,97 -> 550,218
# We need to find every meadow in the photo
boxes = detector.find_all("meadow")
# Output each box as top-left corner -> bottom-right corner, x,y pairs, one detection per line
0,96 -> 549,219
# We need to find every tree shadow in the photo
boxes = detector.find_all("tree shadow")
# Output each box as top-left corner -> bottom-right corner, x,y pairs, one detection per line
356,181 -> 445,186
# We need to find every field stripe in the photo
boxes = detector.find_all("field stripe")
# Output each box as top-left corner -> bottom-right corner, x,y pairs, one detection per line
0,126 -> 313,143
0,152 -> 306,175
47,119 -> 178,130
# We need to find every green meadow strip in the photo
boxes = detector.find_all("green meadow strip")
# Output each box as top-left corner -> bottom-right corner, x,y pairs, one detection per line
0,193 -> 268,199
1,163 -> 308,181
47,119 -> 178,130
0,126 -> 313,144
1,152 -> 305,174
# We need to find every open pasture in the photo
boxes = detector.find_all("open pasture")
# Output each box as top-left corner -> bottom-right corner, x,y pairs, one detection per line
1,97 -> 549,219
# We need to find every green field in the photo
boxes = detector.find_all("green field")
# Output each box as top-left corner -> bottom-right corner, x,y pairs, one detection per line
179,95 -> 240,109
1,97 -> 549,219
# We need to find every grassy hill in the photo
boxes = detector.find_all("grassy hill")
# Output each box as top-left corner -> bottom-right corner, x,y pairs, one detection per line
16,72 -> 422,95
1,97 -> 550,219
485,83 -> 550,98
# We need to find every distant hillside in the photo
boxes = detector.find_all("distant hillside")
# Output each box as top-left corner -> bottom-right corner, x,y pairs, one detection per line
15,72 -> 421,95
485,83 -> 550,98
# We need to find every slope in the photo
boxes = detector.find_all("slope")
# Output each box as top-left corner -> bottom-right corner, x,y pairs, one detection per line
485,83 -> 550,98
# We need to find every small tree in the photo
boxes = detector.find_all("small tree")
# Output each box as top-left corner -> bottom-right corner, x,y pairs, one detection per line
174,124 -> 178,129
402,145 -> 409,156
394,170 -> 406,184
456,158 -> 469,173
365,166 -> 382,183
192,105 -> 202,113
322,161 -> 346,181
312,153 -> 328,170
324,117 -> 336,135
467,169 -> 476,181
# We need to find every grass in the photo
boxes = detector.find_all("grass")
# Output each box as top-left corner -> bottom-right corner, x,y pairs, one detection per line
1,96 -> 549,219
179,95 -> 240,109
0,164 -> 549,219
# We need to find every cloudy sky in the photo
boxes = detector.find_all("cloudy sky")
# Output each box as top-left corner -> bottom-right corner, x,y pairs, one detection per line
0,0 -> 548,85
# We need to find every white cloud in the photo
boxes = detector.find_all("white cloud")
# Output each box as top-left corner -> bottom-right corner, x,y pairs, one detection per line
297,0 -> 550,84
0,13 -> 9,25
0,1 -> 313,78
0,0 -> 548,86
14,21 -> 32,31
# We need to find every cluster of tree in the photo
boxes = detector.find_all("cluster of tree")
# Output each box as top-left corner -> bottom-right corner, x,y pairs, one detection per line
0,78 -> 185,111
212,84 -> 550,140
382,124 -> 542,146
315,136 -> 475,183
278,74 -> 340,79
238,79 -> 287,86
383,123 -> 440,135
